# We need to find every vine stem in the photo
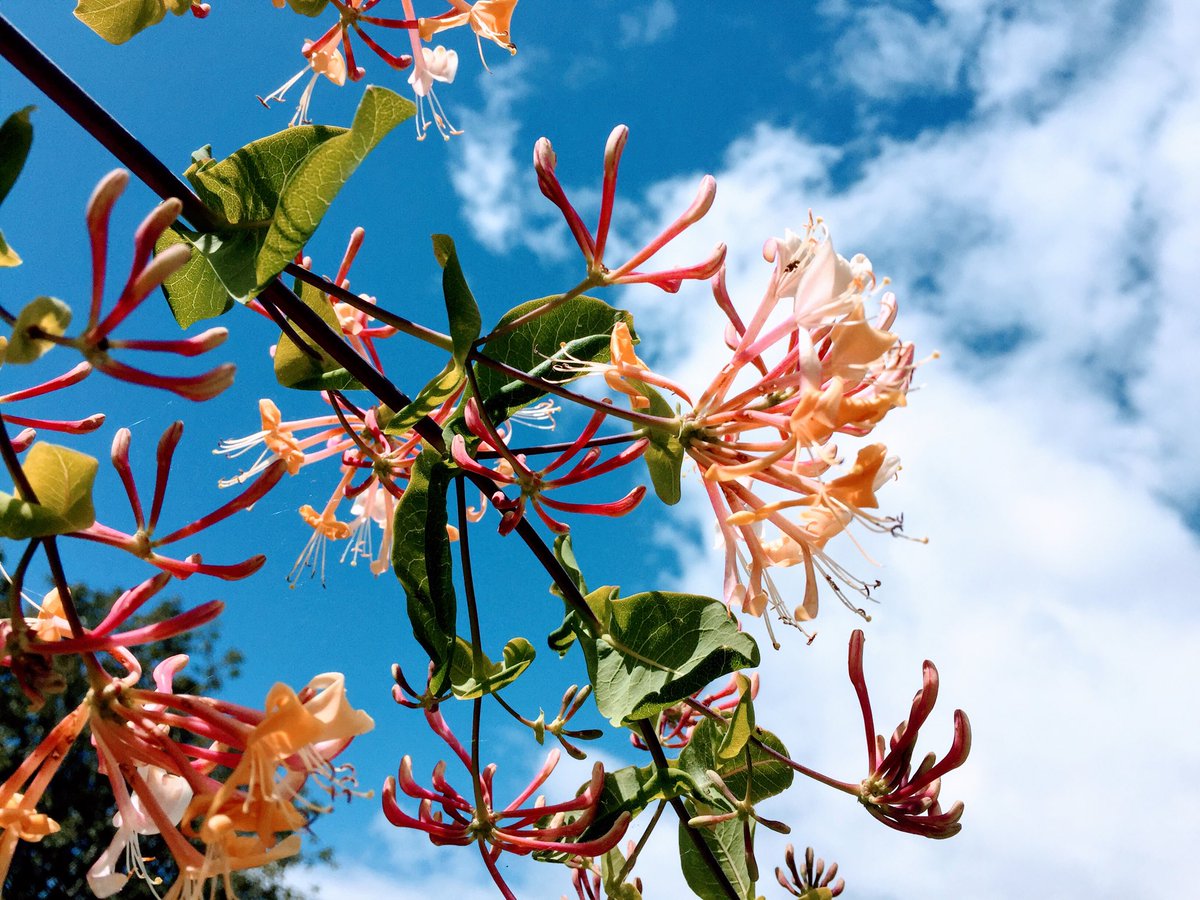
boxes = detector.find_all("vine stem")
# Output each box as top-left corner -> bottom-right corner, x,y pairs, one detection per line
284,262 -> 454,353
0,411 -> 87,641
2,23 -> 743,898
456,478 -> 488,814
638,719 -> 743,899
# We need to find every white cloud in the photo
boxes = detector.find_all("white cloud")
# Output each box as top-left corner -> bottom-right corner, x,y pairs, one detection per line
449,62 -> 568,260
619,0 -> 679,48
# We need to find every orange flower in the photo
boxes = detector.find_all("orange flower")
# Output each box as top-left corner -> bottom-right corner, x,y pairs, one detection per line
419,0 -> 519,54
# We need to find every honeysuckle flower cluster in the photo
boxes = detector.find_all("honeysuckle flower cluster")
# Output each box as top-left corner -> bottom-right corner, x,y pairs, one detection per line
1,569 -> 372,896
776,845 -> 845,898
382,705 -> 630,899
258,0 -> 519,137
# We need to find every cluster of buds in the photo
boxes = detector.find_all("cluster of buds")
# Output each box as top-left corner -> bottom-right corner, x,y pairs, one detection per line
74,423 -> 281,581
382,705 -> 630,899
0,569 -> 372,896
452,399 -> 648,535
848,630 -> 970,838
535,125 -> 725,293
1,171 -> 232,406
776,845 -> 845,897
262,0 -> 518,138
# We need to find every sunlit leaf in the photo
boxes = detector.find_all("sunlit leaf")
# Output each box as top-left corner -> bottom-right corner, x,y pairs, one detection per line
7,297 -> 72,365
0,443 -> 98,538
74,0 -> 165,44
576,589 -> 760,727
159,87 -> 413,325
448,636 -> 535,699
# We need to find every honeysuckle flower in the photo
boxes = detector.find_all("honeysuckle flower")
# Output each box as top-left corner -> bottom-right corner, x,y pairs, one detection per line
534,125 -> 725,293
776,844 -> 845,897
383,705 -> 630,899
66,170 -> 234,400
0,703 -> 89,882
216,397 -> 359,485
87,764 -> 194,898
259,35 -> 349,127
418,0 -> 519,55
848,630 -> 970,839
407,44 -> 461,140
659,219 -> 921,632
74,423 -> 281,580
299,0 -> 416,90
452,399 -> 648,534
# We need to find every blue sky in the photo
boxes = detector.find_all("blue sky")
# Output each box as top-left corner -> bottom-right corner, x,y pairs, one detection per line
3,1 -> 1199,898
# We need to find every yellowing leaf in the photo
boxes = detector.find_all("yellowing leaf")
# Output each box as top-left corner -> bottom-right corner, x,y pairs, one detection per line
0,443 -> 98,539
7,297 -> 72,365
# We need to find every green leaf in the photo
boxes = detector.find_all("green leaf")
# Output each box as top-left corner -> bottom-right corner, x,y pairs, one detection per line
0,443 -> 98,539
383,235 -> 481,435
155,228 -> 234,327
286,0 -> 330,14
256,86 -> 413,286
431,235 -> 482,362
577,762 -> 697,843
678,812 -> 755,900
717,675 -> 755,761
7,297 -> 72,365
74,0 -> 165,44
391,449 -> 456,693
600,846 -> 644,900
0,106 -> 34,268
577,590 -> 760,727
0,231 -> 23,268
0,107 -> 34,208
448,636 -> 535,699
633,381 -> 684,505
273,281 -> 364,390
547,534 -> 590,656
678,718 -> 794,805
159,87 -> 414,325
476,295 -> 636,424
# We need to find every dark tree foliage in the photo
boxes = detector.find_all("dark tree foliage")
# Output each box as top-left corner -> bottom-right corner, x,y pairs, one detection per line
1,581 -> 328,899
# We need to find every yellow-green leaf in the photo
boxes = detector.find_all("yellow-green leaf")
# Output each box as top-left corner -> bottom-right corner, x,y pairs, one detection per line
449,636 -> 535,699
74,0 -> 166,44
0,443 -> 98,538
7,297 -> 72,365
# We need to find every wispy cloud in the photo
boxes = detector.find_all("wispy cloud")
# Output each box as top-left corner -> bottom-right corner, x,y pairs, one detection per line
448,62 -> 568,260
619,0 -> 679,48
